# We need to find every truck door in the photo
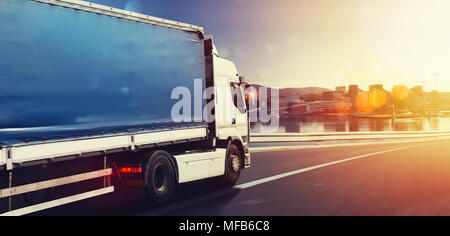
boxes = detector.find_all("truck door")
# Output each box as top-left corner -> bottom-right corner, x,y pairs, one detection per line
230,83 -> 249,140
211,54 -> 247,141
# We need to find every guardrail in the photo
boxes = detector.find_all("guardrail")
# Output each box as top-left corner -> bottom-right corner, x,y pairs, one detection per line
250,131 -> 450,143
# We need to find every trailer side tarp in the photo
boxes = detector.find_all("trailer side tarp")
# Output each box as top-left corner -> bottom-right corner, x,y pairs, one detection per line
0,0 -> 206,144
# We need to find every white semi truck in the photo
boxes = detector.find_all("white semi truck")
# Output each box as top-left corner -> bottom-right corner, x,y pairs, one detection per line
0,0 -> 250,216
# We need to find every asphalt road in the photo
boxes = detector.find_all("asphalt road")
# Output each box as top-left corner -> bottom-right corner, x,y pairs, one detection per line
37,138 -> 450,216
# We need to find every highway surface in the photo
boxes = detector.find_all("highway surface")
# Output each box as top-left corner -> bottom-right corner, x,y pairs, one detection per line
37,138 -> 450,216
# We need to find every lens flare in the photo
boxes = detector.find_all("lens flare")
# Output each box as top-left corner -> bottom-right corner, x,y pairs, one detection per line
355,90 -> 388,113
392,86 -> 410,102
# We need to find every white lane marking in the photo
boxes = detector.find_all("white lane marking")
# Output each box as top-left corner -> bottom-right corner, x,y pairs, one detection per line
238,144 -> 429,189
140,142 -> 436,216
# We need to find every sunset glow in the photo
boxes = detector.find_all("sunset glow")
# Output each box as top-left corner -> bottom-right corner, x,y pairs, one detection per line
231,0 -> 450,91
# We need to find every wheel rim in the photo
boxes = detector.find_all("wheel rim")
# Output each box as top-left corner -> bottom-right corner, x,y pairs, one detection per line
154,164 -> 169,192
231,154 -> 240,172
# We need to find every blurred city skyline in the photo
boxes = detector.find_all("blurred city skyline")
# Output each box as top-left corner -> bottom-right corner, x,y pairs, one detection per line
89,0 -> 450,91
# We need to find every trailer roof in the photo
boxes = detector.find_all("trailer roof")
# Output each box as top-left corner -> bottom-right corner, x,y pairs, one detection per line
31,0 -> 205,35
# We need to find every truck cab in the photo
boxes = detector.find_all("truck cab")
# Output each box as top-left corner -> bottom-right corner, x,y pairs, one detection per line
203,37 -> 251,168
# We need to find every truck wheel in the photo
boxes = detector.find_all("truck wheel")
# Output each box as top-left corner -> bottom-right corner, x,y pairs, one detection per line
223,143 -> 242,186
144,150 -> 176,204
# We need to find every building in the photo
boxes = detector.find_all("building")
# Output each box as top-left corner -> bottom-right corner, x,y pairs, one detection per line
348,85 -> 359,98
411,86 -> 424,97
348,85 -> 359,110
369,84 -> 384,92
323,91 -> 342,101
335,86 -> 346,94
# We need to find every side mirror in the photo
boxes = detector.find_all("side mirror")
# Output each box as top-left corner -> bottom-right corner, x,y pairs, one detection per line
238,76 -> 250,111
244,94 -> 250,111
239,76 -> 247,85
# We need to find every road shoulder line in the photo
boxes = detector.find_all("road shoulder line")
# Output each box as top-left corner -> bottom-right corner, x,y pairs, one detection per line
250,137 -> 448,153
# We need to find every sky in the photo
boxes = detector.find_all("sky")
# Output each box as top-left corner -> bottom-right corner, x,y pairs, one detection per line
88,0 -> 450,91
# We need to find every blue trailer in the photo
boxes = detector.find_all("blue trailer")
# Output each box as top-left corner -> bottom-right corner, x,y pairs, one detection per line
0,0 -> 205,145
0,0 -> 250,215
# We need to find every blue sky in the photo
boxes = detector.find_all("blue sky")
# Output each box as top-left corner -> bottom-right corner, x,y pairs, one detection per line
87,0 -> 450,91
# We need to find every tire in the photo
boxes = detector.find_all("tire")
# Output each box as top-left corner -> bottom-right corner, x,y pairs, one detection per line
222,143 -> 242,186
144,150 -> 176,204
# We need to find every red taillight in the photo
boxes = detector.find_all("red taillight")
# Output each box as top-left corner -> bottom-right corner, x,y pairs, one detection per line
119,167 -> 142,174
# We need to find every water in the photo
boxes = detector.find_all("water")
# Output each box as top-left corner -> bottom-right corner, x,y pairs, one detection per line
250,115 -> 450,134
